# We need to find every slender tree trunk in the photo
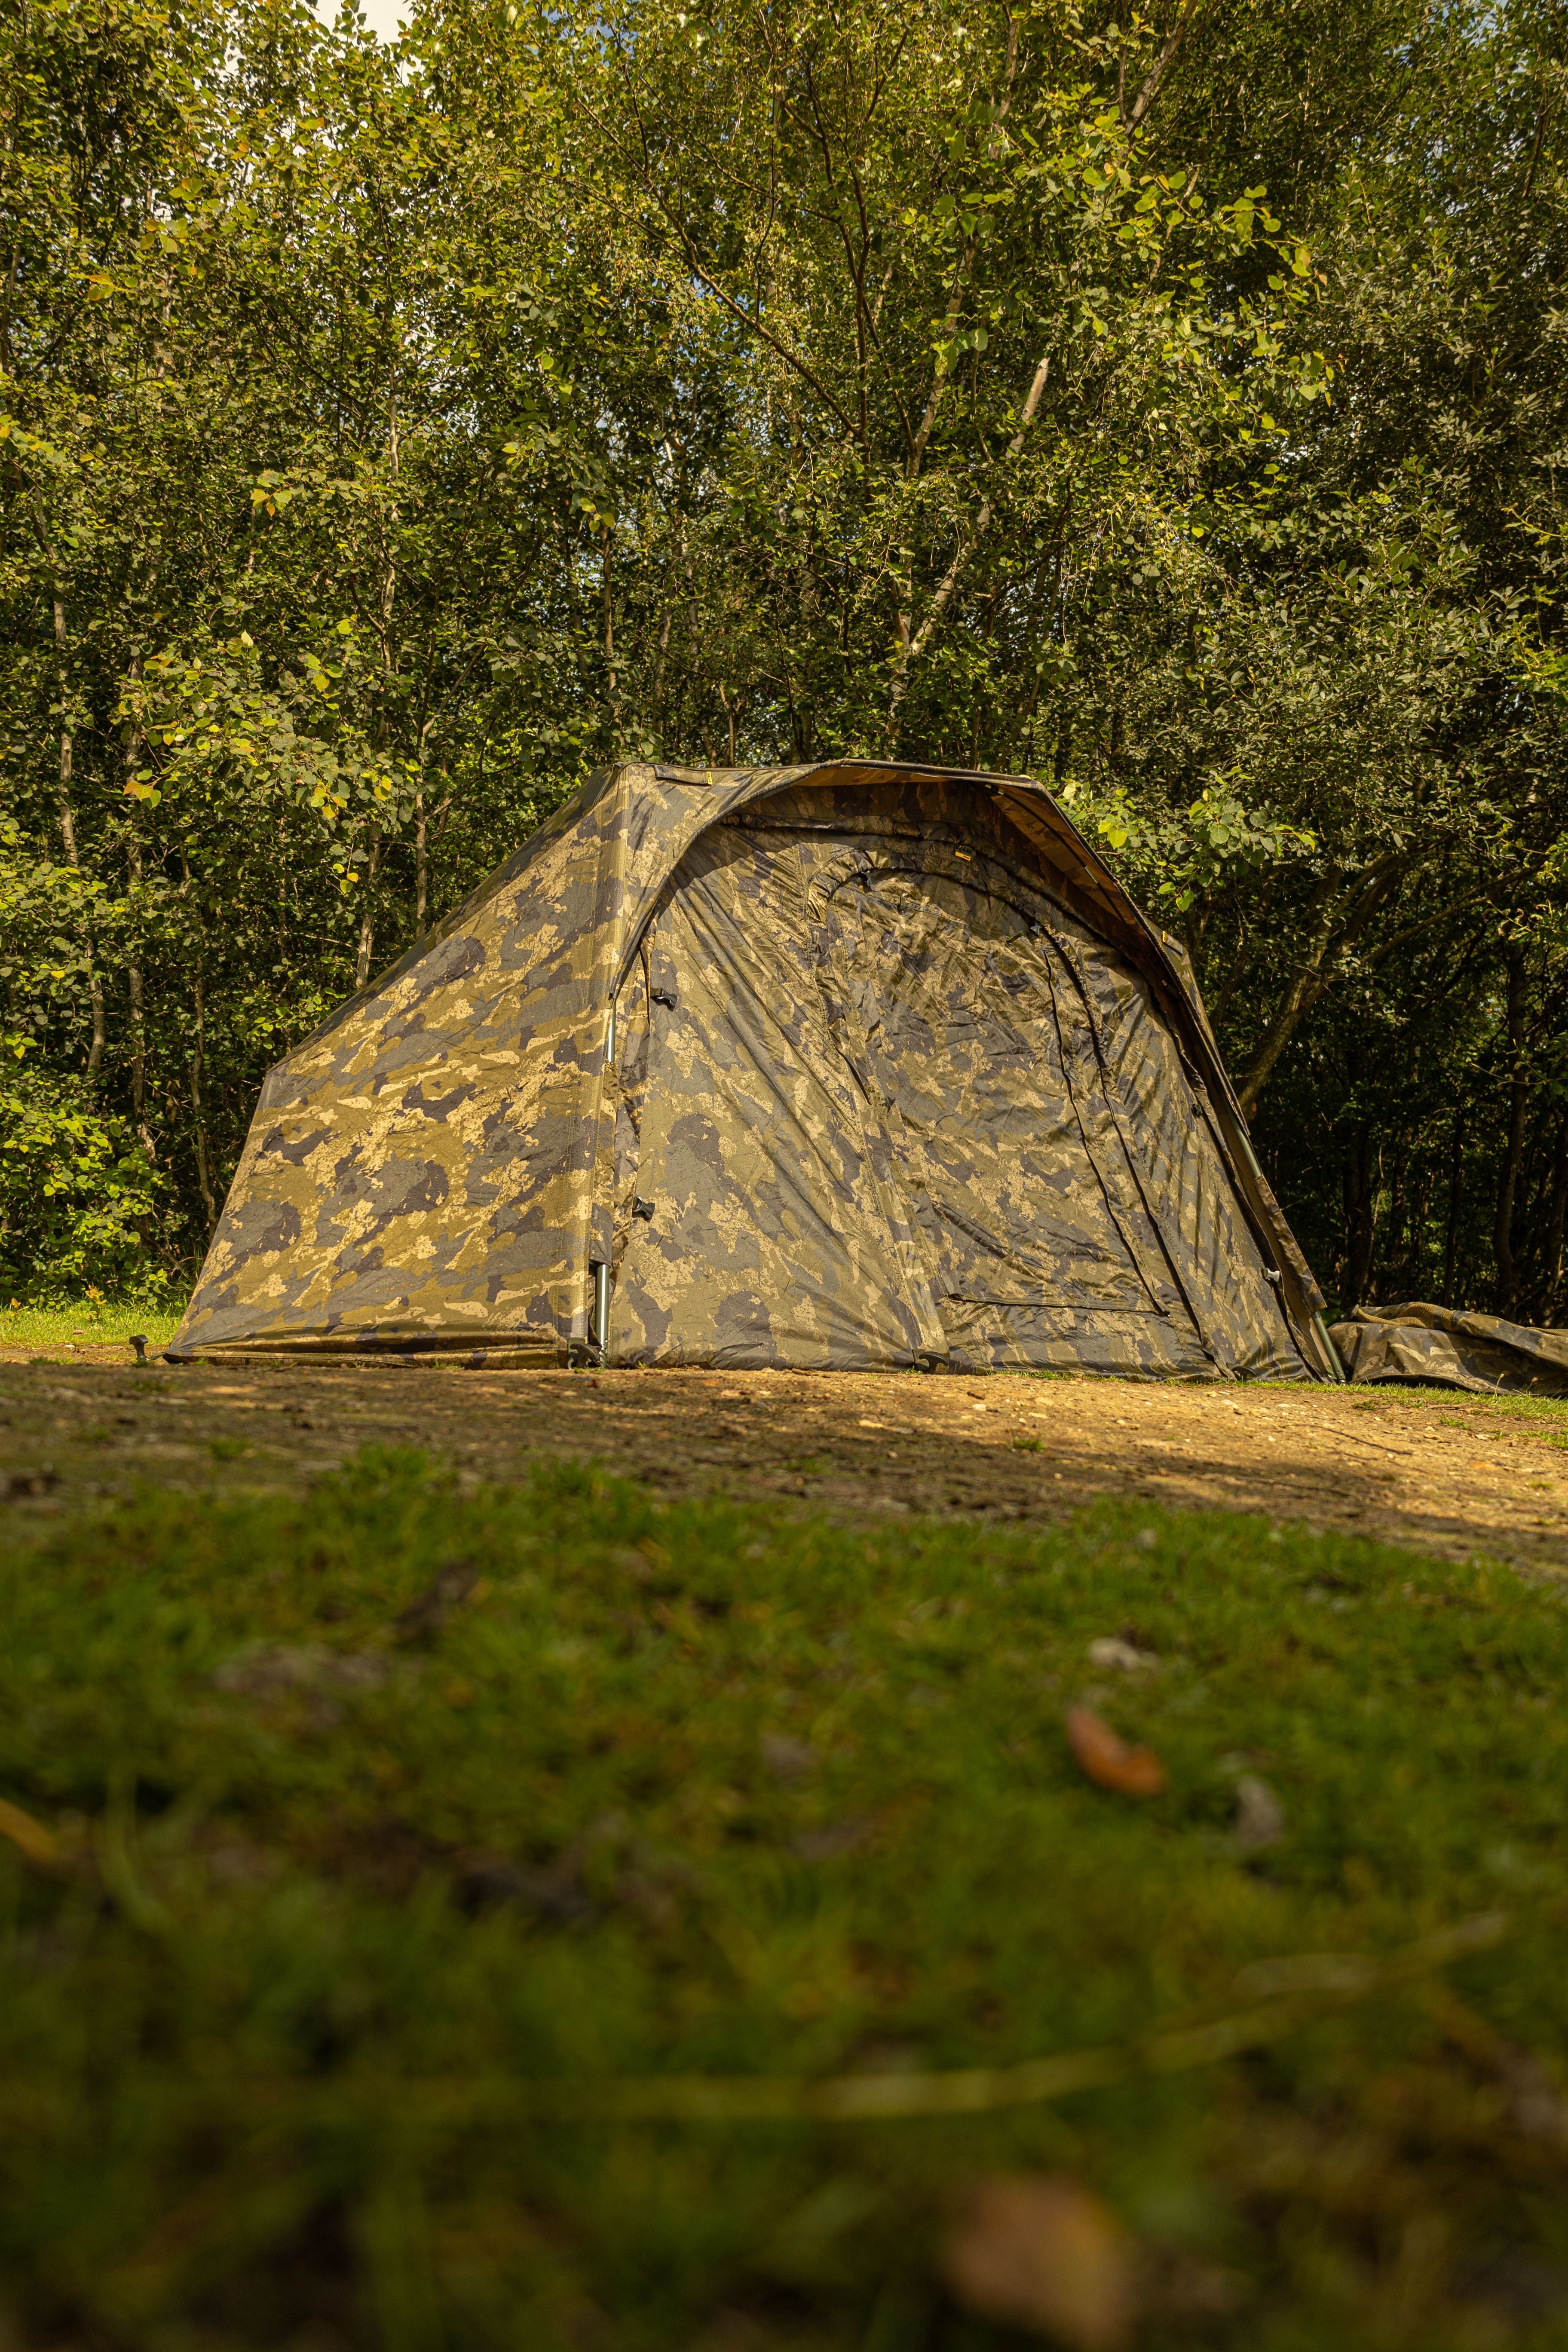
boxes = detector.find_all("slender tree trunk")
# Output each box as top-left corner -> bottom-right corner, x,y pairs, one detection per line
178,843 -> 216,1231
1494,944 -> 1527,1313
356,832 -> 383,989
1342,1122 -> 1376,1312
1442,1110 -> 1463,1307
367,376 -> 399,990
652,602 -> 673,720
886,354 -> 1050,739
1236,864 -> 1402,1116
381,387 -> 400,643
1385,1151 -> 1406,1295
415,790 -> 428,937
603,528 -> 619,744
1544,1112 -> 1568,1323
1514,1122 -> 1550,1308
191,959 -> 217,1233
33,485 -> 104,1073
126,832 -> 156,1164
1053,707 -> 1072,787
1405,1165 -> 1430,1302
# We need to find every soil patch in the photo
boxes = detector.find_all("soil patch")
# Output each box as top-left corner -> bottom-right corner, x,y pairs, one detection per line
3,1355 -> 1563,1575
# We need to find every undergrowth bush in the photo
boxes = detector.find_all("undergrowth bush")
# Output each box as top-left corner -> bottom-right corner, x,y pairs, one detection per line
0,1057 -> 165,1305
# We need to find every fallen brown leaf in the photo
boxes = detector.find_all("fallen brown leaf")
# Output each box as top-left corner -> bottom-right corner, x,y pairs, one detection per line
0,1795 -> 61,1871
1066,1706 -> 1165,1798
942,2174 -> 1135,2348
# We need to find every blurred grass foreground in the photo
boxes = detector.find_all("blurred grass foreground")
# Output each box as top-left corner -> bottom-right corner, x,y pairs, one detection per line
2,1447 -> 1566,2350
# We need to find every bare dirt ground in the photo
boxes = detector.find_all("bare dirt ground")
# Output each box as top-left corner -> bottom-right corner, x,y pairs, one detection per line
3,1345 -> 1566,1576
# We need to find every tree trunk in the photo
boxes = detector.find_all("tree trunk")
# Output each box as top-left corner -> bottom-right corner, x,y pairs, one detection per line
356,832 -> 383,989
652,602 -> 673,719
1494,944 -> 1527,1313
126,833 -> 156,1164
1341,1123 -> 1376,1313
415,791 -> 428,937
33,484 -> 104,1074
368,377 -> 399,984
1385,1151 -> 1407,1293
1442,1110 -> 1463,1306
886,352 -> 1050,738
1544,1112 -> 1568,1323
178,842 -> 217,1232
603,528 -> 619,742
1235,863 -> 1401,1117
191,958 -> 217,1234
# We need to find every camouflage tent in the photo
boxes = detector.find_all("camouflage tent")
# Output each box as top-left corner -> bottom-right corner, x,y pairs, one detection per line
170,760 -> 1339,1380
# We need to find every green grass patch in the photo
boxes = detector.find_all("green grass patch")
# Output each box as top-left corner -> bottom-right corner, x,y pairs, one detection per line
2,1450 -> 1566,2349
0,1293 -> 186,1355
1338,1381 -> 1568,1430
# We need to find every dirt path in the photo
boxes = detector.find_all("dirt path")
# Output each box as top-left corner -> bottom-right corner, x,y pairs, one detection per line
3,1350 -> 1565,1576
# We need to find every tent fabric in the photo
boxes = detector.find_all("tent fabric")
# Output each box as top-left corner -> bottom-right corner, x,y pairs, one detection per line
169,760 -> 1335,1379
1329,1302 -> 1568,1396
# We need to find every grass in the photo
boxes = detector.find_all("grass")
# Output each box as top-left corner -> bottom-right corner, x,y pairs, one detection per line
2,1448 -> 1567,2351
0,1294 -> 186,1355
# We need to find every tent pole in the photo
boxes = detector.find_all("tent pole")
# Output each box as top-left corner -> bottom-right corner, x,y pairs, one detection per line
588,996 -> 618,1360
1313,1310 -> 1346,1383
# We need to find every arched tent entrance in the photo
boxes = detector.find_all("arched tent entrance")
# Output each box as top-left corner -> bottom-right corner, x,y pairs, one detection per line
170,760 -> 1337,1381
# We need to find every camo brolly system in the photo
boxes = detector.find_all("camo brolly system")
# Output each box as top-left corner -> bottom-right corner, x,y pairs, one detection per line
171,762 -> 1338,1382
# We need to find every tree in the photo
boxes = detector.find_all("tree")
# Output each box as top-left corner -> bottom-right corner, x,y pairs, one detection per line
0,0 -> 1562,1320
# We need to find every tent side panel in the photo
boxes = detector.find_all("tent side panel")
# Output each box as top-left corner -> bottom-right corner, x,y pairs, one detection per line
1066,937 -> 1308,1380
990,784 -> 1332,1375
169,773 -> 637,1360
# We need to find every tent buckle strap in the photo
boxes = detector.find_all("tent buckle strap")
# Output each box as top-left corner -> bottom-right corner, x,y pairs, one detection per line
632,1197 -> 656,1222
651,988 -> 678,1008
1262,1265 -> 1283,1286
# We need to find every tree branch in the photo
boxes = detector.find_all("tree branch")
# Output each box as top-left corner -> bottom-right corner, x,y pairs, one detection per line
888,352 -> 1050,729
1235,859 -> 1405,1115
1124,0 -> 1204,131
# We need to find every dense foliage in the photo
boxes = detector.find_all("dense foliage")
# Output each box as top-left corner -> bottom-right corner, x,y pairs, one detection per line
1,0 -> 1564,1315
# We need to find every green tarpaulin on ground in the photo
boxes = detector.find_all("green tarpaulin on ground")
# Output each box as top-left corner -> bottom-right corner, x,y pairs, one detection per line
171,760 -> 1336,1380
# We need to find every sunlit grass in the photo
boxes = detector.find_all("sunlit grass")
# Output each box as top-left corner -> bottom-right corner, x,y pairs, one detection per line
0,1294 -> 187,1355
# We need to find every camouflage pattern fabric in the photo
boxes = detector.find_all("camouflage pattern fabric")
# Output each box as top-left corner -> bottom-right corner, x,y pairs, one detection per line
171,760 -> 1333,1380
1331,1302 -> 1568,1395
